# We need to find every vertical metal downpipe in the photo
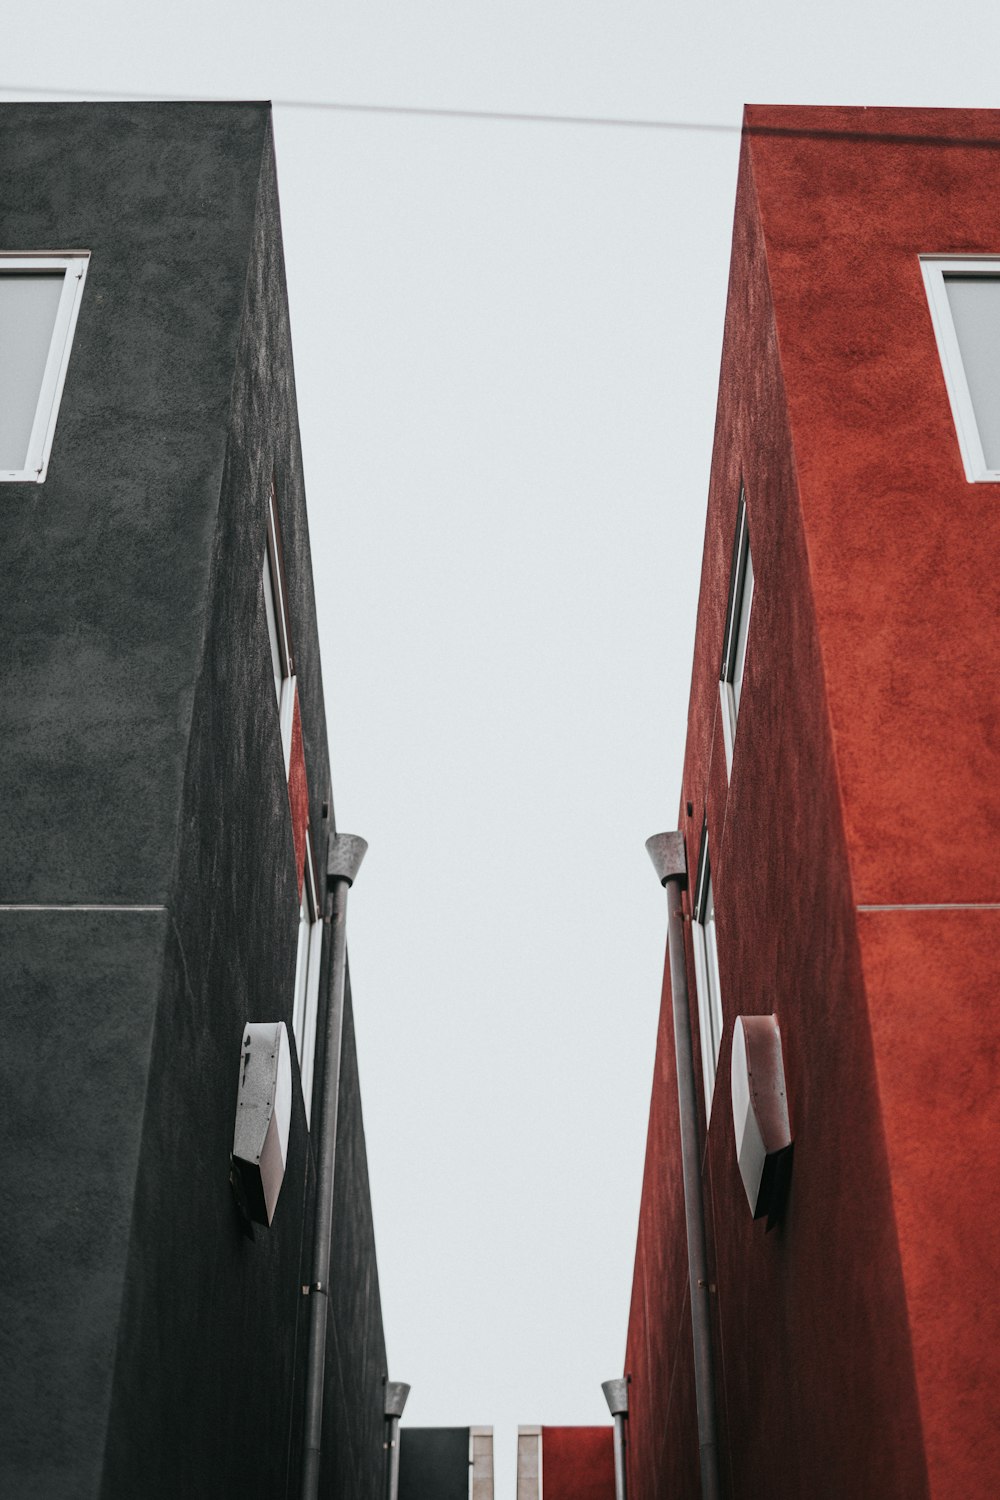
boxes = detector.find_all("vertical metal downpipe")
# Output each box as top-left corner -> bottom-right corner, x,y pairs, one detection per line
383,1382 -> 410,1500
646,833 -> 721,1500
301,834 -> 368,1500
601,1378 -> 629,1500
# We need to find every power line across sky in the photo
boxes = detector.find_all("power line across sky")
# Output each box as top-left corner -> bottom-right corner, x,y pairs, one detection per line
0,81 -> 740,133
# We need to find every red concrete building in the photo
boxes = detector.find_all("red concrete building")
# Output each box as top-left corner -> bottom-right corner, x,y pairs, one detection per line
516,1427 -> 615,1500
626,105 -> 1000,1500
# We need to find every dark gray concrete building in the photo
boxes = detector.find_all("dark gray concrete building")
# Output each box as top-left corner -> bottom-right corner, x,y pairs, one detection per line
398,1427 -> 495,1500
1,103 -> 388,1499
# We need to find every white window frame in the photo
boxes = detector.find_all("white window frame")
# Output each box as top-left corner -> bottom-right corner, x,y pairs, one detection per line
291,829 -> 323,1127
921,255 -> 1000,482
692,828 -> 724,1122
0,252 -> 90,483
263,483 -> 296,773
719,487 -> 754,776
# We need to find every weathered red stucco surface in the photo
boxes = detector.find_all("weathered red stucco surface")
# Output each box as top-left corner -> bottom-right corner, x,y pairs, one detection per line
541,1426 -> 614,1500
858,908 -> 1000,1497
625,106 -> 1000,1500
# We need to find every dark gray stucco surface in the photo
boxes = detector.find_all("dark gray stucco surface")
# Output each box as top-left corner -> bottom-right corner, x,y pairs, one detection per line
96,117 -> 387,1498
320,981 -> 390,1500
399,1429 -> 472,1500
3,105 -> 388,1499
0,909 -> 167,1499
0,102 -> 267,903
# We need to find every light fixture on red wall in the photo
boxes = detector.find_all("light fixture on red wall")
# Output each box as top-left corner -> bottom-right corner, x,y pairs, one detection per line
731,1015 -> 793,1229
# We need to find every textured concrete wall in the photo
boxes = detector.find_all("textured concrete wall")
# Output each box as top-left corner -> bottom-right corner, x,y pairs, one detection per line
541,1426 -> 615,1500
857,908 -> 1000,1500
696,119 -> 923,1500
320,981 -> 390,1500
0,102 -> 264,904
624,945 -> 698,1500
0,911 -> 168,1500
101,117 -> 388,1500
1,104 -> 387,1499
99,117 -> 313,1499
620,106 -> 1000,1500
0,101 -> 268,1498
744,104 -> 1000,1498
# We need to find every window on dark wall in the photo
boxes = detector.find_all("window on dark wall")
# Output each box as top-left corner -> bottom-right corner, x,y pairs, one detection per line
719,486 -> 754,776
292,829 -> 323,1127
922,256 -> 1000,481
262,481 -> 320,1125
262,482 -> 296,773
0,252 -> 90,482
692,825 -> 724,1121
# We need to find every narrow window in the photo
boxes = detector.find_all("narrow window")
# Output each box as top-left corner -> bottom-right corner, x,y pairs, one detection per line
291,830 -> 323,1126
262,483 -> 296,772
692,826 -> 724,1120
922,256 -> 1000,481
719,487 -> 754,776
0,252 -> 89,482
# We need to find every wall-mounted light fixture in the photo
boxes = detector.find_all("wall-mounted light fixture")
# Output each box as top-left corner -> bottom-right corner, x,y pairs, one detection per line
231,1021 -> 292,1227
602,1377 -> 629,1500
731,1015 -> 793,1229
384,1380 -> 410,1500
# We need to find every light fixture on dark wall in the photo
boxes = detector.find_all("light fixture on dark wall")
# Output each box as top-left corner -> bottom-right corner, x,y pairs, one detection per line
230,1021 -> 292,1228
384,1381 -> 410,1500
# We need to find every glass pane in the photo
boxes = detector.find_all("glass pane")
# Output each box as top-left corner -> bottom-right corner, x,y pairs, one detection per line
263,555 -> 283,705
945,274 -> 1000,470
300,918 -> 322,1128
693,922 -> 716,1118
705,876 -> 724,1068
0,272 -> 64,470
732,545 -> 754,716
292,895 -> 310,1049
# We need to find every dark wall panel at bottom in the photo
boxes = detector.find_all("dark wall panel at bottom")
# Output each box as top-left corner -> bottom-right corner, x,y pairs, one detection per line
399,1428 -> 470,1500
0,909 -> 167,1500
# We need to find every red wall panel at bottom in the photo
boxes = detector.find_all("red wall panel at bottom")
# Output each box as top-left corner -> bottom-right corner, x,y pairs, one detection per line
542,1427 -> 615,1500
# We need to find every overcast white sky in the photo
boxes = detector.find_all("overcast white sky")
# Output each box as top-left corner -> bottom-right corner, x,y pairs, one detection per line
9,3 -> 1000,1493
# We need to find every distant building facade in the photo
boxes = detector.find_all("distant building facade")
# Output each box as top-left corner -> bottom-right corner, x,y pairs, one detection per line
516,1426 -> 614,1500
1,103 -> 388,1498
625,105 -> 1000,1500
398,1426 -> 494,1500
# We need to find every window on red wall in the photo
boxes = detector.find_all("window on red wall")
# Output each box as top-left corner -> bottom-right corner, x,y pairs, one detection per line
692,826 -> 724,1121
922,256 -> 1000,482
719,486 -> 754,778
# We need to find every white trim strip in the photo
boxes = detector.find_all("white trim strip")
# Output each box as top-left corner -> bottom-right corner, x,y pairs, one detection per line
857,902 -> 1000,911
0,903 -> 167,912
